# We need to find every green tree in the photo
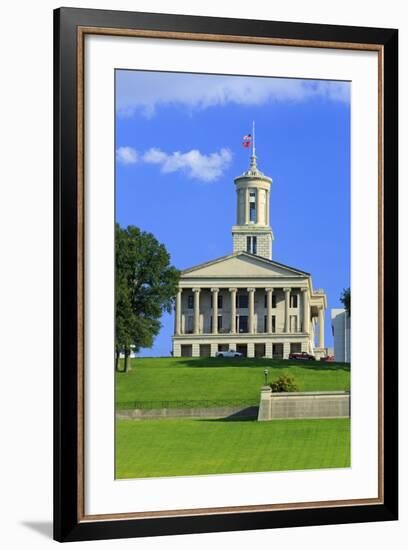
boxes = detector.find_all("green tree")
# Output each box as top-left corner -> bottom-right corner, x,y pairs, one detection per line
115,224 -> 180,372
340,287 -> 350,315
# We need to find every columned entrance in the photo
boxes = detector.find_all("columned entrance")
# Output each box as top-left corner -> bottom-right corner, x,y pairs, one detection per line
236,344 -> 248,357
273,343 -> 283,359
180,344 -> 192,357
255,343 -> 266,357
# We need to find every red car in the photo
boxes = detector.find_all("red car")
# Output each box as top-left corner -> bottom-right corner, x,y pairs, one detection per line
288,351 -> 316,361
321,355 -> 335,362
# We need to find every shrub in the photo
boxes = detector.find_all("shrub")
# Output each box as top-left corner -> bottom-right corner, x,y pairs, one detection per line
269,374 -> 299,393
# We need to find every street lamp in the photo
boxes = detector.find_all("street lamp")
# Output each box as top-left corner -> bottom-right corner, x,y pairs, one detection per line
264,368 -> 269,386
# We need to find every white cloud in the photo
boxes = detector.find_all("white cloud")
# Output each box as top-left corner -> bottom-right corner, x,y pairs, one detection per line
143,147 -> 232,182
116,146 -> 138,164
116,72 -> 350,117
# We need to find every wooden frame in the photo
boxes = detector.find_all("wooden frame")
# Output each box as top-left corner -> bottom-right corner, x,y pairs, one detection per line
54,7 -> 398,542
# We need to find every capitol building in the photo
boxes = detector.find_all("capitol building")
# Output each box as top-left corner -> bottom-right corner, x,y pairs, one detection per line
172,141 -> 327,359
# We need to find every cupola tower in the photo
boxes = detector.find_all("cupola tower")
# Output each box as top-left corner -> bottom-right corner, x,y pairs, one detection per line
232,123 -> 274,259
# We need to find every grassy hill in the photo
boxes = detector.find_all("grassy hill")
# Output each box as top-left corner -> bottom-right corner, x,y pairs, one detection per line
116,417 -> 350,478
115,357 -> 350,409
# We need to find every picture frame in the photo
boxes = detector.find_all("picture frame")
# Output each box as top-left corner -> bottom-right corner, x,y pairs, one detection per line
53,7 -> 398,542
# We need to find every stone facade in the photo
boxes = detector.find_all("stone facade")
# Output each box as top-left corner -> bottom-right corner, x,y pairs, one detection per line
172,151 -> 327,359
232,230 -> 272,260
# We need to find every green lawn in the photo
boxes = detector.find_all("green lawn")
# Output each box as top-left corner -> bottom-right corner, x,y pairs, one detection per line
116,417 -> 350,478
116,357 -> 350,409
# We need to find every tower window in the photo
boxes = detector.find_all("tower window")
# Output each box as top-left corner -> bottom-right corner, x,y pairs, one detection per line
249,190 -> 256,223
246,236 -> 257,255
249,202 -> 256,222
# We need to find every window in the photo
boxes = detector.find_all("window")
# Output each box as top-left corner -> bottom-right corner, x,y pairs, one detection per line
246,236 -> 257,255
238,316 -> 248,333
186,316 -> 194,333
290,293 -> 298,308
187,294 -> 194,309
210,294 -> 223,309
217,315 -> 223,331
249,189 -> 256,223
237,294 -> 248,308
290,343 -> 302,354
249,202 -> 256,222
290,315 -> 298,332
264,315 -> 276,333
264,292 -> 276,308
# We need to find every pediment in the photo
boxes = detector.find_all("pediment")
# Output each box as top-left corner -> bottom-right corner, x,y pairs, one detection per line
181,253 -> 308,279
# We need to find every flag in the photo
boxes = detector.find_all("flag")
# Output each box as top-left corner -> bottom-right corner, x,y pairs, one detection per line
243,134 -> 251,148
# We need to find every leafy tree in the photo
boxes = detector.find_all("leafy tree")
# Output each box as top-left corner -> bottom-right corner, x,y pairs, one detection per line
115,224 -> 180,372
340,287 -> 351,315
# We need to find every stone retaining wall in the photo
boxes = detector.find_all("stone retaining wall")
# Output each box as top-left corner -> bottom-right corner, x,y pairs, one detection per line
258,388 -> 350,421
117,391 -> 350,421
117,405 -> 258,420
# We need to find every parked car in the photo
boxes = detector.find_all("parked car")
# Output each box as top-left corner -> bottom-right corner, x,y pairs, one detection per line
288,351 -> 316,361
215,350 -> 243,358
321,355 -> 335,362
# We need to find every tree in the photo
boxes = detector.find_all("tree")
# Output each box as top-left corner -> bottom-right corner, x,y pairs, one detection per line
340,287 -> 350,315
115,224 -> 180,372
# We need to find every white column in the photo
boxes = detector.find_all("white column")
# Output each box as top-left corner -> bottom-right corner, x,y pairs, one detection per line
244,188 -> 249,224
229,287 -> 237,334
175,288 -> 182,335
283,342 -> 291,359
266,288 -> 273,333
301,288 -> 309,334
248,288 -> 255,334
193,288 -> 201,335
283,287 -> 291,333
211,288 -> 219,334
266,190 -> 270,226
318,306 -> 325,348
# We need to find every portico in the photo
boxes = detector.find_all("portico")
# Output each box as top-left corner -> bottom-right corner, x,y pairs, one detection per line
172,253 -> 327,358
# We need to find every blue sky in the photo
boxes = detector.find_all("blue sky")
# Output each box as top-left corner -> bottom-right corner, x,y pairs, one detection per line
115,70 -> 350,356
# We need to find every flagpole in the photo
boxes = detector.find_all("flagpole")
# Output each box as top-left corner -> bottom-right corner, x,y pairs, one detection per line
252,120 -> 256,158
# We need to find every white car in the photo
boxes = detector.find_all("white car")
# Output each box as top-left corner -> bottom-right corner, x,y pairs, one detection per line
215,350 -> 243,358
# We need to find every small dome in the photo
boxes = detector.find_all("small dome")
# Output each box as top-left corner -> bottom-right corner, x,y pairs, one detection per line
234,155 -> 272,184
